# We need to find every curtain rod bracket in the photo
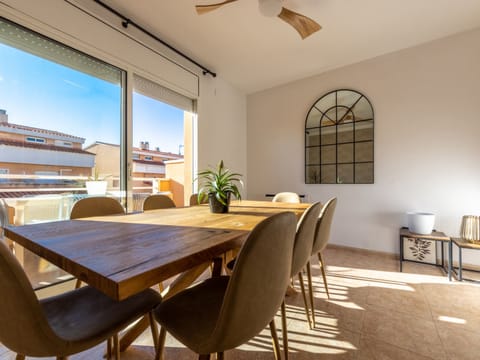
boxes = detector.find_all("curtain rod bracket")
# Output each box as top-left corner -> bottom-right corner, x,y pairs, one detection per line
93,0 -> 216,78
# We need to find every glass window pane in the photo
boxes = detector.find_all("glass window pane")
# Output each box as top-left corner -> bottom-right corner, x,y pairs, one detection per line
352,96 -> 374,120
321,165 -> 336,184
306,107 -> 322,128
321,145 -> 336,164
320,127 -> 336,145
306,146 -> 320,165
306,165 -> 320,184
306,127 -> 320,146
355,141 -> 374,162
338,164 -> 354,184
355,120 -> 374,141
355,163 -> 374,183
337,123 -> 354,143
338,143 -> 353,163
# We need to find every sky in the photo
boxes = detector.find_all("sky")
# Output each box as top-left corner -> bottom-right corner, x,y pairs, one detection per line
0,43 -> 184,154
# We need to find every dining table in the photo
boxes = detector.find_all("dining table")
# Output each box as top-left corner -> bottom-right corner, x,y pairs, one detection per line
4,199 -> 311,351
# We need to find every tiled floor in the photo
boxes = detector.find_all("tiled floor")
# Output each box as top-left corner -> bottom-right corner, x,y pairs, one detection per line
3,245 -> 480,360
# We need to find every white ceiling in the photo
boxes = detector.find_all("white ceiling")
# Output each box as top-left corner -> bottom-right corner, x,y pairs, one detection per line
101,0 -> 480,94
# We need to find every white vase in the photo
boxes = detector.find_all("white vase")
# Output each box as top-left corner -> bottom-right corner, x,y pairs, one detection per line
407,212 -> 435,235
86,180 -> 107,195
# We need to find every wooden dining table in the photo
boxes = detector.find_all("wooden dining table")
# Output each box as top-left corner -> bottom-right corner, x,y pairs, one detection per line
4,199 -> 310,350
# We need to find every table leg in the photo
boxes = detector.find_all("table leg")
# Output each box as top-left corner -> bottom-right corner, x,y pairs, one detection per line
459,246 -> 463,281
448,240 -> 452,281
441,241 -> 444,268
399,235 -> 404,272
119,261 -> 211,351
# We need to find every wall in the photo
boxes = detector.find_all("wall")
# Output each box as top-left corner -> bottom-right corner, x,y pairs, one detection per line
247,28 -> 480,262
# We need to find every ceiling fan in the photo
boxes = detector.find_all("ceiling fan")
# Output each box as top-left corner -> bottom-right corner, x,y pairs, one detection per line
195,0 -> 321,39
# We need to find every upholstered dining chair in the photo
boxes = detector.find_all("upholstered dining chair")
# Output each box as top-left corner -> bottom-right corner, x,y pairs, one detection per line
70,196 -> 125,289
153,211 -> 297,360
279,202 -> 321,360
272,192 -> 301,203
70,196 -> 125,220
307,197 -> 337,328
189,193 -> 208,206
143,194 -> 176,210
0,240 -> 162,360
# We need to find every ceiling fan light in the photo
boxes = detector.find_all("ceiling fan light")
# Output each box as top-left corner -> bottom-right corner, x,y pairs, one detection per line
258,0 -> 282,17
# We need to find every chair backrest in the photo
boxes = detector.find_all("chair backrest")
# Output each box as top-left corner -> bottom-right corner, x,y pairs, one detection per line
0,241 -> 64,356
291,202 -> 322,276
312,198 -> 337,254
70,197 -> 125,219
272,192 -> 301,203
143,194 -> 176,211
208,211 -> 297,351
189,193 -> 208,206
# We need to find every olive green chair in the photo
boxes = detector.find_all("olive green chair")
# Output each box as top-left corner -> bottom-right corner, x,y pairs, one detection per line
70,196 -> 125,220
307,197 -> 337,327
153,211 -> 297,360
280,202 -> 322,360
0,240 -> 161,360
189,193 -> 208,206
272,192 -> 301,203
143,194 -> 176,210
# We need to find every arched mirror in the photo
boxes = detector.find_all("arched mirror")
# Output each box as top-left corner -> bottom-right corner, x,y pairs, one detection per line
305,89 -> 374,184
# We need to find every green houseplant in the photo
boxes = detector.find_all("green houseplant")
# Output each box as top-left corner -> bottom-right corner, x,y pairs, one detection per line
197,160 -> 243,213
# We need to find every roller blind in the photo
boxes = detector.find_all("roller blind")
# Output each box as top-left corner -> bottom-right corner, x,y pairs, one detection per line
0,17 -> 122,84
133,74 -> 195,113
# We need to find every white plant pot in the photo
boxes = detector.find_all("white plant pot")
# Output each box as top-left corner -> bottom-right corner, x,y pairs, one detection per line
407,212 -> 435,235
86,180 -> 107,195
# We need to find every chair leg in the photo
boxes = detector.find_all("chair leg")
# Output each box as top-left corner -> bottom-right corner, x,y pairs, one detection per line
113,333 -> 120,360
154,327 -> 167,360
158,282 -> 164,293
211,256 -> 223,277
15,355 -> 25,360
306,261 -> 316,328
217,352 -> 225,360
74,278 -> 82,289
269,319 -> 282,360
318,252 -> 330,299
107,337 -> 112,359
281,301 -> 289,360
149,311 -> 159,349
56,357 -> 68,360
298,272 -> 312,329
199,354 -> 211,360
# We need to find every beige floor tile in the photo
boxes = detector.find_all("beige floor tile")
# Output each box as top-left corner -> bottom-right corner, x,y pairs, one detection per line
362,308 -> 446,359
436,322 -> 480,360
356,335 -> 436,360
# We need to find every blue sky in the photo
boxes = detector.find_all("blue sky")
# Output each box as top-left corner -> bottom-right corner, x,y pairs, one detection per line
0,43 -> 184,154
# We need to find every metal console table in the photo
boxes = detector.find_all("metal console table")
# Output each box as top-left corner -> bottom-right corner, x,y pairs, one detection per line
399,227 -> 452,281
451,237 -> 480,283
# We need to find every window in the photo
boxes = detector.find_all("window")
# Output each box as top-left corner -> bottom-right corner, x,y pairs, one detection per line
144,156 -> 153,161
305,89 -> 374,184
25,136 -> 46,144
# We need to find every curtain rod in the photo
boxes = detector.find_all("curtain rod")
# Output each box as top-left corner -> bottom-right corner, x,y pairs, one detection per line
93,0 -> 216,77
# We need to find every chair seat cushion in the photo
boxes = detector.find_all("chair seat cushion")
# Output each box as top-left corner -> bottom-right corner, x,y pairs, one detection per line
154,276 -> 230,353
41,286 -> 161,346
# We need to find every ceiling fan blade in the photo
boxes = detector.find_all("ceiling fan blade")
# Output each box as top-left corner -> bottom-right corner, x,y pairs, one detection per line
278,7 -> 321,39
195,0 -> 239,15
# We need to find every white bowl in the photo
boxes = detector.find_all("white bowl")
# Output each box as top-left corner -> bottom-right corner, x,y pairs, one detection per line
407,212 -> 435,235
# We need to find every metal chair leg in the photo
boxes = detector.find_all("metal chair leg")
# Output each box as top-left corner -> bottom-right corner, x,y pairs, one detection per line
217,352 -> 225,360
149,311 -> 159,349
298,272 -> 312,329
15,355 -> 25,360
281,301 -> 289,360
113,333 -> 120,360
306,261 -> 316,327
199,354 -> 211,360
318,252 -> 330,298
269,319 -> 282,360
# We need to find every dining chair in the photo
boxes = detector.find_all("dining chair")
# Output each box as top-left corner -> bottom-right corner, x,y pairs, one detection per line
272,192 -> 301,203
307,197 -> 337,328
0,240 -> 162,360
143,194 -> 176,210
153,211 -> 297,360
70,196 -> 125,289
279,202 -> 321,360
70,196 -> 125,220
189,193 -> 208,206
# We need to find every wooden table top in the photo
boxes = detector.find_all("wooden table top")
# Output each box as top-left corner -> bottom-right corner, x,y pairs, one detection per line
451,237 -> 480,249
400,227 -> 450,242
5,200 -> 308,300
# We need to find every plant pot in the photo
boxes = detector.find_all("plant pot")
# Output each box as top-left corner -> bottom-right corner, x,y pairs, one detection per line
208,193 -> 231,213
86,180 -> 107,195
407,212 -> 435,235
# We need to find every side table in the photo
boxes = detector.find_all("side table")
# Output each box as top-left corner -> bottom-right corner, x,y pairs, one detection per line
451,237 -> 480,283
399,227 -> 452,281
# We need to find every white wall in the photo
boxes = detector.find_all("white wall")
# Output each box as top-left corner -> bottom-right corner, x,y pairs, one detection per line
247,28 -> 480,261
0,0 -> 247,193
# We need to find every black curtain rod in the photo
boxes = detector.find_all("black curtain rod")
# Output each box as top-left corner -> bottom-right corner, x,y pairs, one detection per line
93,0 -> 216,77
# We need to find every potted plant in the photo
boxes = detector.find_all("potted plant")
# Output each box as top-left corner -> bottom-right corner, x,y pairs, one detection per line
85,168 -> 110,195
197,160 -> 243,213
